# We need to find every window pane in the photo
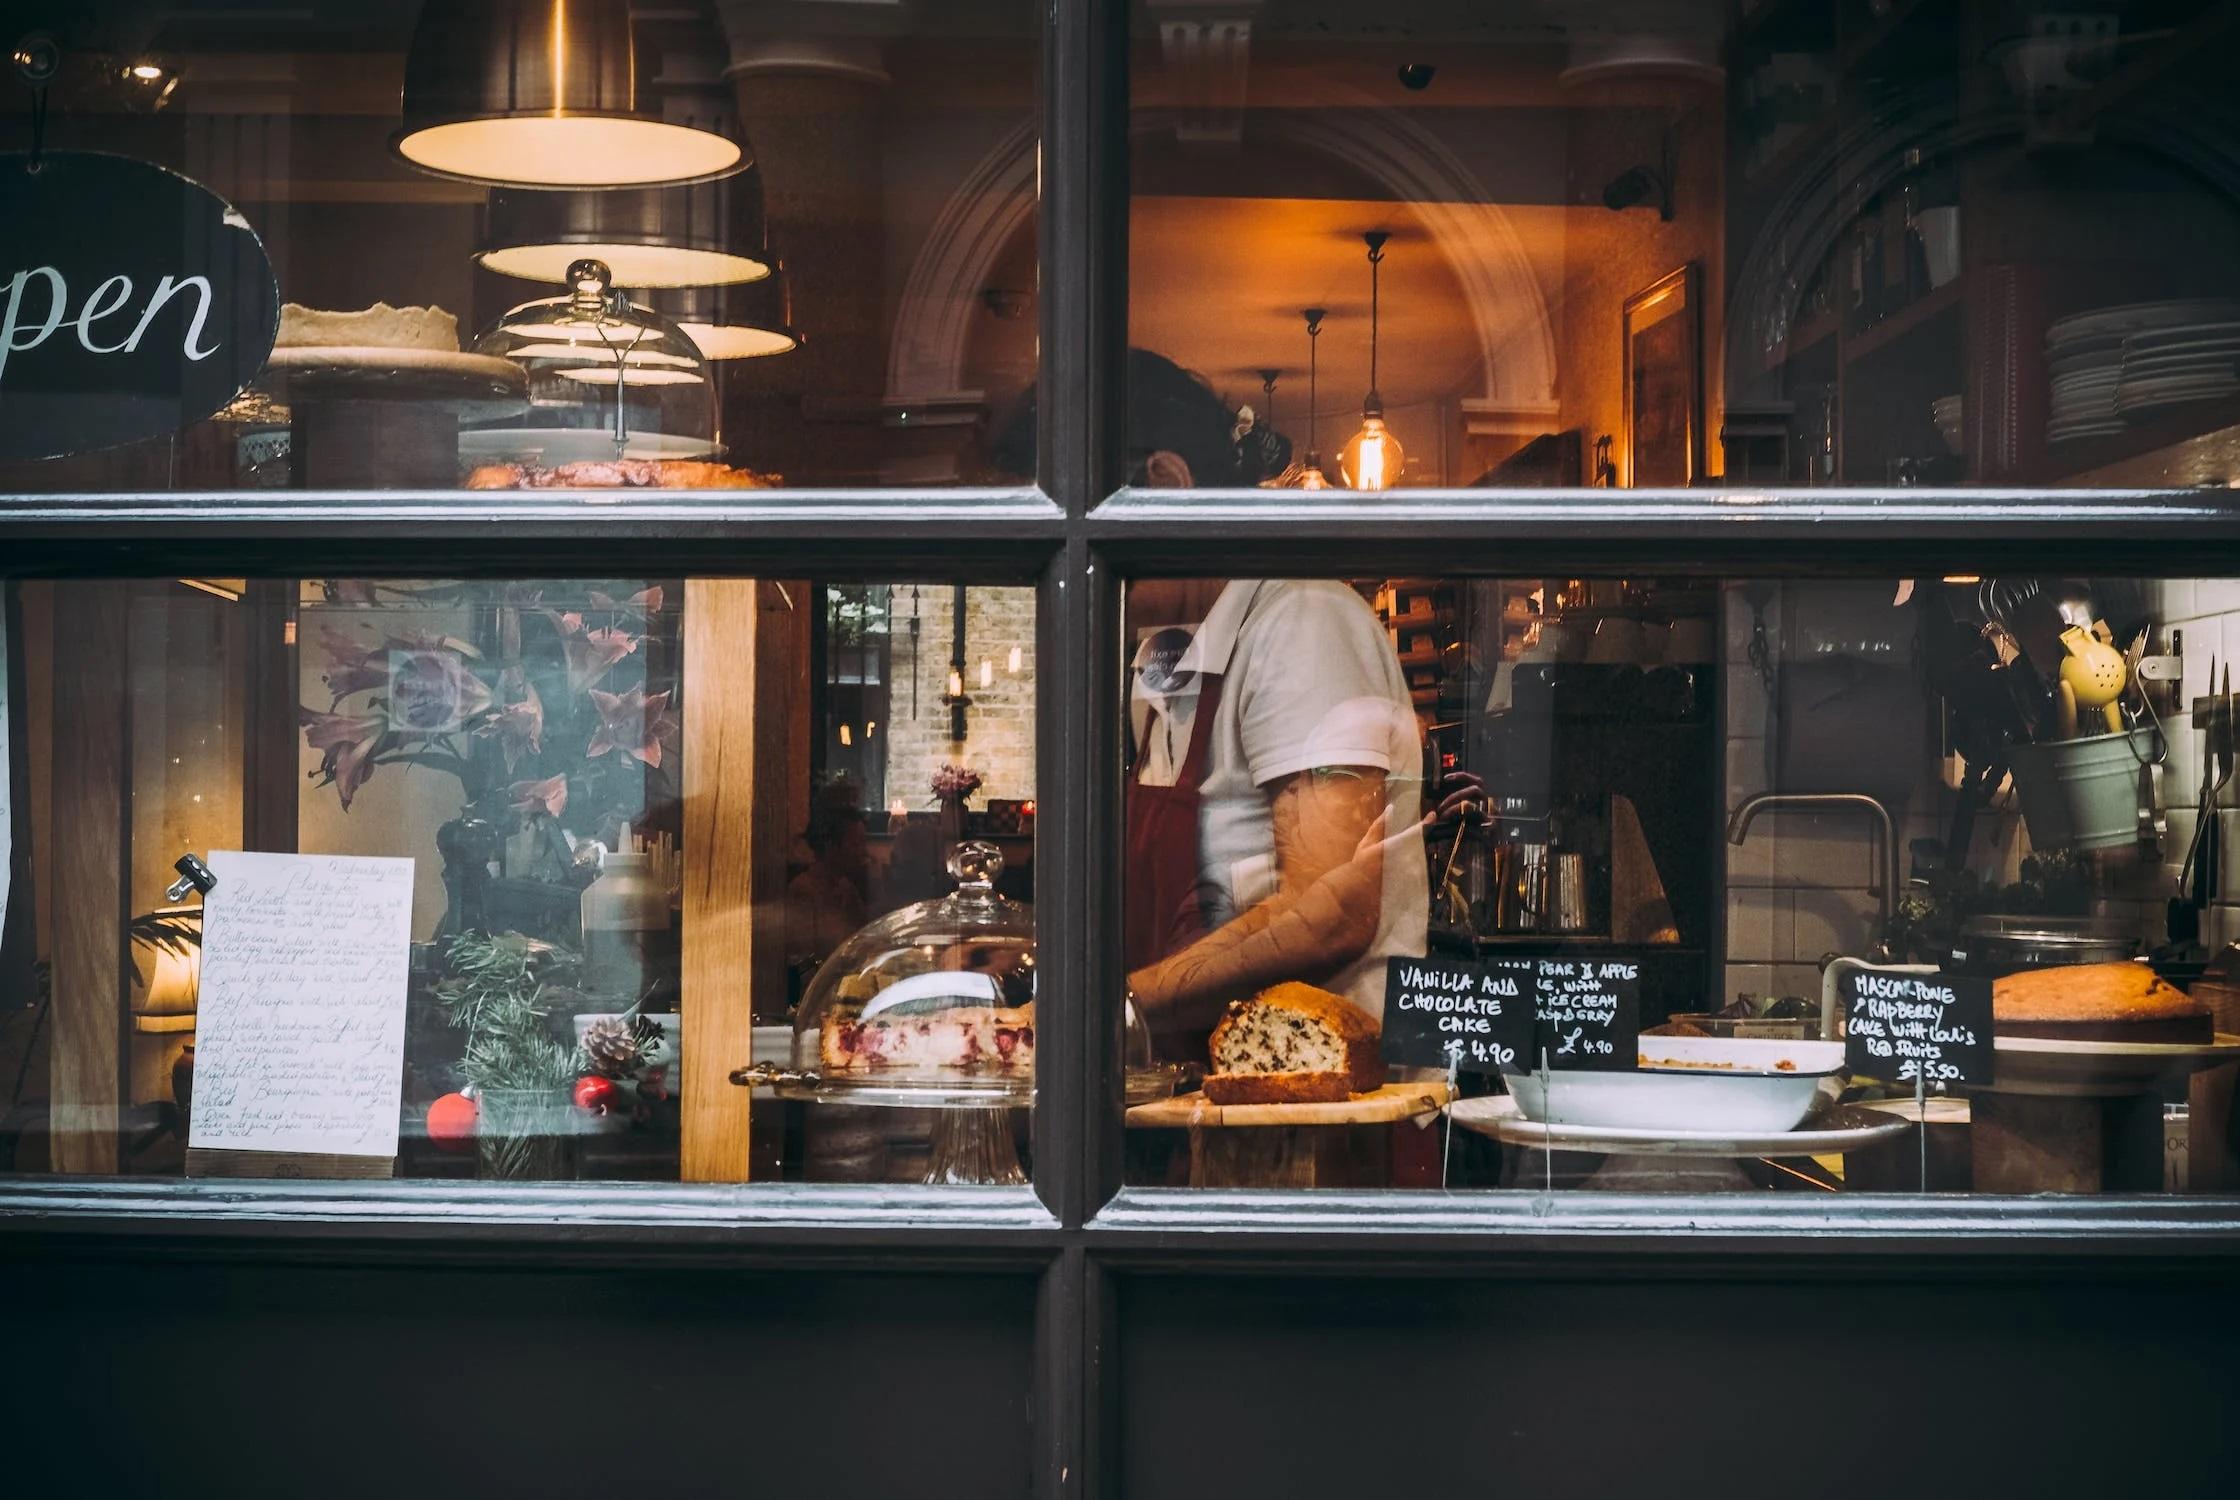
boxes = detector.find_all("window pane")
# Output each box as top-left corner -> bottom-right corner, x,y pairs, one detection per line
1127,0 -> 2240,489
0,577 -> 1040,1187
1120,573 -> 2234,1196
0,3 -> 1037,491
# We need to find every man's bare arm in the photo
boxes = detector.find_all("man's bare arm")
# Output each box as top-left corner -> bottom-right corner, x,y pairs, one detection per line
1127,766 -> 1395,1032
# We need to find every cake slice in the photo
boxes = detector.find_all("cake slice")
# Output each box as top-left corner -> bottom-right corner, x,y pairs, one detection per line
819,1004 -> 1035,1075
1204,981 -> 1385,1102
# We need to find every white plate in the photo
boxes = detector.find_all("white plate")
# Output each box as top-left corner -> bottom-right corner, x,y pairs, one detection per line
2048,300 -> 2240,341
1449,1096 -> 1910,1157
459,427 -> 723,463
1976,1031 -> 2240,1098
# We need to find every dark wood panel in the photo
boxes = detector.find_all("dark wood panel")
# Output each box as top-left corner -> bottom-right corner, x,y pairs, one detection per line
0,1262 -> 1035,1499
1118,1272 -> 2240,1499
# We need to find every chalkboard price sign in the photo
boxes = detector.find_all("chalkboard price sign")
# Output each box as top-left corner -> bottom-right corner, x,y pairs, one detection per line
1383,954 -> 1642,1074
1840,969 -> 1994,1087
1530,959 -> 1641,1073
1382,955 -> 1537,1073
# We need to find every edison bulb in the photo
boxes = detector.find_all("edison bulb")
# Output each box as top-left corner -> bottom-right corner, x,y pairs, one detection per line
1339,416 -> 1404,491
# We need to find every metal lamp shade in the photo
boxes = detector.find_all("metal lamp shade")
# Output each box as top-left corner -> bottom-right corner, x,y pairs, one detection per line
656,260 -> 802,360
394,0 -> 743,188
478,157 -> 772,289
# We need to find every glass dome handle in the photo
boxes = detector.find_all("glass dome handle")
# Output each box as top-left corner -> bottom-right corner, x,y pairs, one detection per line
947,839 -> 1004,893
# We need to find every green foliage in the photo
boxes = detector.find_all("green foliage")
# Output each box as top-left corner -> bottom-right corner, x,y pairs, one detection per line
1887,851 -> 2094,964
436,931 -> 585,1093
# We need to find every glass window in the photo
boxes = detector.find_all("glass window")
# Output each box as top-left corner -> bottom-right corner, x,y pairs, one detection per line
1127,0 -> 2240,489
1120,572 -> 2236,1196
0,2 -> 1038,491
0,576 -> 1040,1187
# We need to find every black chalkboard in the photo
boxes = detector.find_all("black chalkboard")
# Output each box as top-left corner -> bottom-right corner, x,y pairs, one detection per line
1383,954 -> 1642,1074
1840,969 -> 1994,1086
1383,955 -> 1537,1073
1529,958 -> 1641,1072
0,151 -> 279,462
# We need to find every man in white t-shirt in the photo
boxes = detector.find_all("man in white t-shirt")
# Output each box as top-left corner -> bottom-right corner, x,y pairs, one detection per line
1125,577 -> 1428,1051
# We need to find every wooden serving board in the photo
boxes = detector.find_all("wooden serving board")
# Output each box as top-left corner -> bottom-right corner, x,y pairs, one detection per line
1125,1080 -> 1452,1129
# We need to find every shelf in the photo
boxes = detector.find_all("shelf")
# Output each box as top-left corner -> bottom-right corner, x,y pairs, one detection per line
1845,277 -> 1964,365
1766,308 -> 1839,374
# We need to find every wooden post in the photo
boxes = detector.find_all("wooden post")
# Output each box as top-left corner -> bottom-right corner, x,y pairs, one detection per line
680,580 -> 768,1182
49,583 -> 133,1174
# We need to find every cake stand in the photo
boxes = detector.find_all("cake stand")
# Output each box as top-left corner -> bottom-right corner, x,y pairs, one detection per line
1964,1032 -> 2240,1193
1124,1081 -> 1454,1188
240,348 -> 531,487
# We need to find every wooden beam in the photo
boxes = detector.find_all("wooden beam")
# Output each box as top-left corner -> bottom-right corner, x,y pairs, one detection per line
49,583 -> 133,1174
680,580 -> 762,1182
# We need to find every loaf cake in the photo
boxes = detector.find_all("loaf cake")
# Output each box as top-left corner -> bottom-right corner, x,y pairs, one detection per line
819,1004 -> 1035,1076
1203,982 -> 1383,1105
1992,961 -> 2213,1043
465,459 -> 776,489
276,302 -> 459,351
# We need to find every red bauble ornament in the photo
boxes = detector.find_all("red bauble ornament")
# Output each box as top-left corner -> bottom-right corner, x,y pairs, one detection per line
573,1075 -> 621,1115
426,1091 -> 478,1150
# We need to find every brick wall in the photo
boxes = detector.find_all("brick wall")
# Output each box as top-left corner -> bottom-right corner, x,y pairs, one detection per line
882,585 -> 1037,809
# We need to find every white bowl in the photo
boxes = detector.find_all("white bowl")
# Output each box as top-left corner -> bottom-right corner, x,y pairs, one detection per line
1502,1036 -> 1843,1134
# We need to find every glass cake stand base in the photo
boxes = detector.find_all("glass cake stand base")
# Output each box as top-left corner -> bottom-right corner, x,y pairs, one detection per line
924,1106 -> 1027,1186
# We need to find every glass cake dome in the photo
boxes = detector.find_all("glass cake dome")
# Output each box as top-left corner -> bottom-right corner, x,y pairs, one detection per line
466,256 -> 717,463
782,840 -> 1155,1109
789,840 -> 1038,1107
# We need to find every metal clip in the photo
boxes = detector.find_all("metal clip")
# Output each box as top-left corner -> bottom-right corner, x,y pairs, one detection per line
164,853 -> 216,902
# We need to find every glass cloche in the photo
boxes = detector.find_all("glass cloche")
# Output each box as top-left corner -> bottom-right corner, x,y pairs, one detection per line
775,841 -> 1157,1110
466,257 -> 718,464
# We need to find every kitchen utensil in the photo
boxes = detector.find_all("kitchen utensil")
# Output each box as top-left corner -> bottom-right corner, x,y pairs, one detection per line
1943,915 -> 2139,976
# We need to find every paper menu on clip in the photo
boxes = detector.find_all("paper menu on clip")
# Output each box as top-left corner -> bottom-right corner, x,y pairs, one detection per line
187,851 -> 415,1159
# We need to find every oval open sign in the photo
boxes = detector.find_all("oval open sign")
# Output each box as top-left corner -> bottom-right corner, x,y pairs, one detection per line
0,151 -> 280,463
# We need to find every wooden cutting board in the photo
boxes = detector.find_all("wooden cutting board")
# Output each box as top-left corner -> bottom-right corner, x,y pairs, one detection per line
1125,1080 -> 1452,1129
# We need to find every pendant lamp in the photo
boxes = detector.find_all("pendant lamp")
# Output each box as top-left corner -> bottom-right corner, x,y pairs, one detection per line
1294,307 -> 1331,490
394,0 -> 743,188
1338,231 -> 1405,491
654,257 -> 803,360
477,152 -> 772,288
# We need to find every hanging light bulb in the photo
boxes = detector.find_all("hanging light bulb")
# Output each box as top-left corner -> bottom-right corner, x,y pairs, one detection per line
1293,308 -> 1332,490
1007,644 -> 1023,675
947,667 -> 965,699
1339,232 -> 1406,491
838,723 -> 853,747
979,658 -> 994,689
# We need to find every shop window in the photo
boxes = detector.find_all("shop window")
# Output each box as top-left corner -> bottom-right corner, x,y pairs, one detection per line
1126,0 -> 2240,490
0,577 -> 1041,1187
1120,573 -> 2238,1196
0,2 -> 1039,491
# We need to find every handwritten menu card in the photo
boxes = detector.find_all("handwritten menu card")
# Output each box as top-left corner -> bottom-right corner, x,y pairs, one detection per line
1383,955 -> 1642,1074
1383,955 -> 1538,1072
1840,969 -> 1994,1087
1530,959 -> 1641,1071
187,852 -> 415,1161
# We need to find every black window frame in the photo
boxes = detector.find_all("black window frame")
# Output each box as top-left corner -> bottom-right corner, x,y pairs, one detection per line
7,5 -> 2240,1495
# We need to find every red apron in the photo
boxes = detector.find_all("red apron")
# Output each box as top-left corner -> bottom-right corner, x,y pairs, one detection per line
1124,671 -> 1226,975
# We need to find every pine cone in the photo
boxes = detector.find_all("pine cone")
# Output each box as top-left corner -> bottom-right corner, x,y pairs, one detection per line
580,1016 -> 645,1077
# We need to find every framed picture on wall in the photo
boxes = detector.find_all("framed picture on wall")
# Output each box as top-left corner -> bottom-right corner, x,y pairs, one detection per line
1621,264 -> 1703,488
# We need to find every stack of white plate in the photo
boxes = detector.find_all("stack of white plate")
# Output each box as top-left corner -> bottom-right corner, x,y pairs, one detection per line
2046,299 -> 2240,442
2116,318 -> 2240,418
1930,393 -> 1964,455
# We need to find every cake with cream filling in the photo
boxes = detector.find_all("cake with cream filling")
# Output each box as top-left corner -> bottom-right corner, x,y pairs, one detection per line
819,1003 -> 1035,1075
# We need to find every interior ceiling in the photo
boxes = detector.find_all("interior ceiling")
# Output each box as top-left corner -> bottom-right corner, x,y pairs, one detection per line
1128,193 -> 1495,428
